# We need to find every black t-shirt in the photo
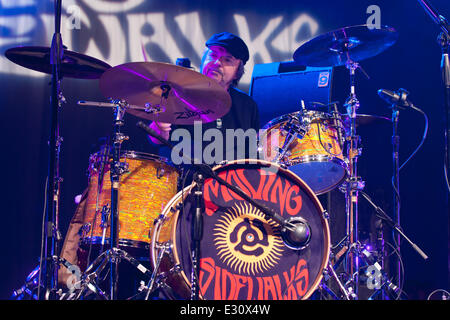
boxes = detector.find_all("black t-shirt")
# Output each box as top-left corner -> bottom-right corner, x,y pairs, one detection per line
164,86 -> 260,167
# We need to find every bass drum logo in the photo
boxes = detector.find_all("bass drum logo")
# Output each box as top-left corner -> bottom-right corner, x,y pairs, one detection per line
213,201 -> 284,275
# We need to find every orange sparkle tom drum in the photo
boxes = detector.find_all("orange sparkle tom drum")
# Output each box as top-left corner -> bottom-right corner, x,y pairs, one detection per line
79,150 -> 179,253
259,111 -> 347,195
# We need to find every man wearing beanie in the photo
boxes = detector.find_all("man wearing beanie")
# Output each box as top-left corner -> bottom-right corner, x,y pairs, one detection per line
148,32 -> 260,166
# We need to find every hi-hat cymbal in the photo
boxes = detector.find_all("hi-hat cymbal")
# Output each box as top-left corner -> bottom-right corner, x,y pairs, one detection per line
293,25 -> 398,67
99,62 -> 231,125
5,46 -> 111,79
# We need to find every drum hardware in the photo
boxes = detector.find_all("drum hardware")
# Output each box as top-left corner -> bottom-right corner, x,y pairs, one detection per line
70,247 -> 154,300
142,242 -> 172,300
275,111 -> 308,164
339,58 -> 365,298
11,256 -> 81,300
36,0 -> 66,299
100,203 -> 111,249
321,260 -> 353,300
191,172 -> 204,300
89,142 -> 110,264
329,102 -> 346,150
156,167 -> 166,179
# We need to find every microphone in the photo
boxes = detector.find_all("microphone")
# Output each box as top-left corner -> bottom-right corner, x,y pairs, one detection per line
281,217 -> 311,250
377,88 -> 413,108
136,121 -> 173,149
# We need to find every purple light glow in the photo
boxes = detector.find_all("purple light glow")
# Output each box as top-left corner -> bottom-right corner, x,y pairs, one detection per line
120,66 -> 154,82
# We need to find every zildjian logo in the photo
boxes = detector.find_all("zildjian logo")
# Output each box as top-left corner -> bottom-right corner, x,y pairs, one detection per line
174,108 -> 215,119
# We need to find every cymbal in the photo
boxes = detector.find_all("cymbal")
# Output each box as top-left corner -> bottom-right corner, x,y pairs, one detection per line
5,46 -> 111,79
293,25 -> 398,67
341,114 -> 391,127
99,62 -> 231,125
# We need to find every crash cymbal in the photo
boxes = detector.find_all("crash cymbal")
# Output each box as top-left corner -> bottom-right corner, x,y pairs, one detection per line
99,62 -> 231,125
341,114 -> 391,127
5,46 -> 111,79
293,25 -> 398,67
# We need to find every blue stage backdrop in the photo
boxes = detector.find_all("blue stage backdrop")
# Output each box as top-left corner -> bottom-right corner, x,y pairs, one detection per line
0,0 -> 448,299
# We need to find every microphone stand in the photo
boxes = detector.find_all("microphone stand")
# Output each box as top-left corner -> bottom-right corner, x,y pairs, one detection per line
417,0 -> 450,253
391,105 -> 401,289
39,0 -> 64,300
360,192 -> 428,261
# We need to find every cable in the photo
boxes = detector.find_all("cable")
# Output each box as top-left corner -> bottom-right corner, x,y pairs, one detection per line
398,104 -> 429,171
383,241 -> 406,300
390,104 -> 429,257
37,177 -> 49,300
427,289 -> 450,300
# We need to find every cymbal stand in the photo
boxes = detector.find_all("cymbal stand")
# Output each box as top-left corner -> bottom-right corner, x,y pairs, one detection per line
342,59 -> 364,299
38,0 -> 64,300
320,260 -> 352,300
108,99 -> 129,299
70,247 -> 154,300
75,99 -> 156,299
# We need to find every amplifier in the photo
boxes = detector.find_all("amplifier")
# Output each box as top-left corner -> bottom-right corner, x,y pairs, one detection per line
249,61 -> 334,126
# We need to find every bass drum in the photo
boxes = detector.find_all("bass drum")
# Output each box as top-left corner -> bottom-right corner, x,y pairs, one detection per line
151,159 -> 330,300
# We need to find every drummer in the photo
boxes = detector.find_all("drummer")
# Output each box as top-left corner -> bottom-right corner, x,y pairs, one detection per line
148,32 -> 260,168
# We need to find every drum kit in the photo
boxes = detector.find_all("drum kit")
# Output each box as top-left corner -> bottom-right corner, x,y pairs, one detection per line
8,22 -> 430,301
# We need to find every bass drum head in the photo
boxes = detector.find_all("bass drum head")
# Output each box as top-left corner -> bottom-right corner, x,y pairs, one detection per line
164,160 -> 330,300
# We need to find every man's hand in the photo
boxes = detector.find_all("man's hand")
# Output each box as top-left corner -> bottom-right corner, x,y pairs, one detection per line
148,121 -> 172,144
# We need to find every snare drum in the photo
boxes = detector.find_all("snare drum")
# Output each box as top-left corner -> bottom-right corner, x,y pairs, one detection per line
259,111 -> 347,195
79,151 -> 179,253
150,160 -> 330,300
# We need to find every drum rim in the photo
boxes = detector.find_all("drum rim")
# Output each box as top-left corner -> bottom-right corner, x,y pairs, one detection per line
261,110 -> 332,130
89,149 -> 181,174
91,149 -> 171,164
151,159 -> 331,300
80,236 -> 150,251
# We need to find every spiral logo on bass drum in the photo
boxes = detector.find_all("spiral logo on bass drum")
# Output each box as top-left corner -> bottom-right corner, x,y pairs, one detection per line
213,202 -> 284,275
